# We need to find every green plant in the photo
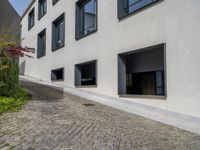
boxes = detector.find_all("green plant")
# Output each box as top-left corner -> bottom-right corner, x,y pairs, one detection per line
0,26 -> 34,97
0,88 -> 28,114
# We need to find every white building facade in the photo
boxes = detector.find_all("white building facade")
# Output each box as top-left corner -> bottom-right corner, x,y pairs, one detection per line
20,0 -> 200,131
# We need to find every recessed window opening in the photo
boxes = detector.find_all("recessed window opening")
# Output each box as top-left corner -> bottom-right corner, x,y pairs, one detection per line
51,68 -> 64,81
118,44 -> 166,96
75,60 -> 97,86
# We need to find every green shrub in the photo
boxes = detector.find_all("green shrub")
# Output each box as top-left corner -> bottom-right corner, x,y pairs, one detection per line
0,88 -> 28,114
0,55 -> 19,96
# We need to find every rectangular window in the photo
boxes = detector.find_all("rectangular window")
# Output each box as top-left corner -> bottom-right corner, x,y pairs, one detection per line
75,60 -> 97,87
118,44 -> 166,97
118,0 -> 161,19
38,0 -> 47,19
51,68 -> 64,81
76,0 -> 97,40
28,8 -> 35,30
37,29 -> 46,58
52,0 -> 59,5
52,13 -> 65,51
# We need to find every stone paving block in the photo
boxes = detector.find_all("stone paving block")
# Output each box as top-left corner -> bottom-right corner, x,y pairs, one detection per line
0,80 -> 200,149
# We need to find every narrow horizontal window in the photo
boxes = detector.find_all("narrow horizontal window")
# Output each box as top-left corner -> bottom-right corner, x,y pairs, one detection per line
118,0 -> 161,19
28,8 -> 35,30
52,13 -> 65,51
75,60 -> 97,87
37,29 -> 46,58
76,0 -> 97,40
38,0 -> 47,19
51,68 -> 64,81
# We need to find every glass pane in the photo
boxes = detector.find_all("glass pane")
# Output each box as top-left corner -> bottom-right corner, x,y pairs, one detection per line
44,1 -> 47,13
155,71 -> 164,95
41,34 -> 45,55
54,25 -> 58,47
39,0 -> 46,17
59,22 -> 64,45
38,32 -> 45,57
156,71 -> 162,87
127,0 -> 154,13
83,0 -> 96,35
85,0 -> 96,14
54,19 -> 64,48
30,15 -> 34,26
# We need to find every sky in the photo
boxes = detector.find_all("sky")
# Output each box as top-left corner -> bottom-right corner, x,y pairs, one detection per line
9,0 -> 31,16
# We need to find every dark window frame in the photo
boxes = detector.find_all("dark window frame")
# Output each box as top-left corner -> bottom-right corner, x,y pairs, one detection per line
52,0 -> 59,5
75,60 -> 97,87
51,67 -> 65,81
28,8 -> 35,30
118,43 -> 167,99
118,0 -> 163,20
52,13 -> 65,52
38,0 -> 47,20
75,0 -> 98,40
37,28 -> 46,59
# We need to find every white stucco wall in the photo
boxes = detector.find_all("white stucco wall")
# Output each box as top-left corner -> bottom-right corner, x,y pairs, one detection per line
20,0 -> 200,118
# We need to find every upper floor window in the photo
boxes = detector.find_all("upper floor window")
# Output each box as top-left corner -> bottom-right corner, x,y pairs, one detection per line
118,0 -> 161,19
28,8 -> 35,30
38,0 -> 47,19
52,0 -> 59,5
37,29 -> 46,58
52,13 -> 65,51
75,0 -> 97,40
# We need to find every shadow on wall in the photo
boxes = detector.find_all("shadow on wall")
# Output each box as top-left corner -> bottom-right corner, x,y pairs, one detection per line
20,80 -> 64,102
19,60 -> 25,75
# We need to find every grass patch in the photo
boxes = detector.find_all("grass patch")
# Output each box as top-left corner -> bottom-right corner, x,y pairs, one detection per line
0,88 -> 29,114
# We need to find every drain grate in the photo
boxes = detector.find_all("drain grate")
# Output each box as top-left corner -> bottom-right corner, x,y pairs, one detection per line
82,103 -> 95,107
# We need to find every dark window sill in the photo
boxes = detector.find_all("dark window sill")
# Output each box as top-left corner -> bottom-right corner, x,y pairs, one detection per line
75,85 -> 97,88
75,29 -> 97,41
118,0 -> 163,21
51,79 -> 64,82
53,0 -> 59,5
119,94 -> 166,100
52,44 -> 65,52
28,24 -> 34,31
37,54 -> 46,59
38,12 -> 46,20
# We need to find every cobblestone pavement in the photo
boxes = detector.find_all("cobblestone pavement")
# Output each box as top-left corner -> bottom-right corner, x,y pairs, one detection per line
0,80 -> 200,150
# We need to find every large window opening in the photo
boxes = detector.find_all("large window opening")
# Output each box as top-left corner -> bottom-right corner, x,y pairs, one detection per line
76,0 -> 97,40
75,60 -> 97,87
51,68 -> 64,81
118,44 -> 166,97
